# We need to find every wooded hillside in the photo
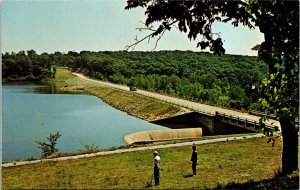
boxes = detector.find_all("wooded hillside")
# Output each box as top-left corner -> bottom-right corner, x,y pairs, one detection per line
2,50 -> 268,111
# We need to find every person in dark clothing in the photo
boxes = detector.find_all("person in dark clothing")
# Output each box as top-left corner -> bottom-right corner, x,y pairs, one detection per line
190,145 -> 198,176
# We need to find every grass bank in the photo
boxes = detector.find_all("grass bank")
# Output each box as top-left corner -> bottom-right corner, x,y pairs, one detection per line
87,86 -> 181,121
3,137 -> 298,189
54,67 -> 182,121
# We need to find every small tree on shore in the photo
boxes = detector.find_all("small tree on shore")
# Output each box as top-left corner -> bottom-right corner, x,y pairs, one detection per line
36,131 -> 62,158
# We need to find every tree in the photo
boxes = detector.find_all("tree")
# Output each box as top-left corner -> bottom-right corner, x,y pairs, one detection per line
52,66 -> 57,78
36,131 -> 62,158
125,0 -> 299,174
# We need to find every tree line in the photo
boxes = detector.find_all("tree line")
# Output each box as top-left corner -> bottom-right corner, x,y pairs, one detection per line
2,50 -> 54,82
2,50 -> 268,111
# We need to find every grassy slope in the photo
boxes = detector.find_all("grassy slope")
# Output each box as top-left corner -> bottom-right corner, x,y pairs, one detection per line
54,67 -> 181,121
3,137 -> 298,189
87,86 -> 181,121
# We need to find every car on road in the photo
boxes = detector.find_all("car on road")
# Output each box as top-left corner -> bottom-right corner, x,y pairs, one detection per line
129,86 -> 137,91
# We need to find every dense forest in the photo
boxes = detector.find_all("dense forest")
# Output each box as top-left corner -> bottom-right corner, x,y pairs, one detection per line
2,50 -> 53,82
2,50 -> 268,111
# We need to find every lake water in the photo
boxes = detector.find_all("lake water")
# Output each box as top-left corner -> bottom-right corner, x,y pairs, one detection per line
2,84 -> 168,162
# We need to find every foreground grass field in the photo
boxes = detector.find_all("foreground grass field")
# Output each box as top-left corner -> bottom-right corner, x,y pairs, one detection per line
3,137 -> 298,189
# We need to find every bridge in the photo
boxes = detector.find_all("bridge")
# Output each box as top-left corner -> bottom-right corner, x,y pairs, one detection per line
124,110 -> 279,145
73,73 -> 281,135
135,90 -> 280,134
152,111 -> 279,136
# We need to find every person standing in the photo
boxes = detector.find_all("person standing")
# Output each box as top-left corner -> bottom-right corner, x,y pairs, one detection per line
191,145 -> 198,176
153,151 -> 161,185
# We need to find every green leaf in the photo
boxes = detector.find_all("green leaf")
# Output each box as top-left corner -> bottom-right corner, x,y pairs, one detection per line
273,87 -> 277,94
281,107 -> 289,111
270,74 -> 275,80
259,98 -> 270,108
262,78 -> 269,86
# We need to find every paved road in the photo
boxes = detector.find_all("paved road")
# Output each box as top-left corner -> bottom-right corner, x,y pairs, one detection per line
2,134 -> 264,168
73,73 -> 280,128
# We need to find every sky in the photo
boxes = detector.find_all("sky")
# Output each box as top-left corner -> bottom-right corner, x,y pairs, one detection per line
1,0 -> 264,56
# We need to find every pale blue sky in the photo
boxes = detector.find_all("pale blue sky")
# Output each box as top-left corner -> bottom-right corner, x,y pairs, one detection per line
1,0 -> 264,56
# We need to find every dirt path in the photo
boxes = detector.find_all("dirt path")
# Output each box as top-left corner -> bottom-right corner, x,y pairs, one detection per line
72,73 -> 280,128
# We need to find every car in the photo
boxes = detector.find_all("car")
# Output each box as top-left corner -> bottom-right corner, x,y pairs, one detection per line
129,86 -> 137,91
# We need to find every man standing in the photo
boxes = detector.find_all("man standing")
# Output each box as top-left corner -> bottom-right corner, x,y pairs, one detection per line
191,145 -> 198,176
153,151 -> 161,185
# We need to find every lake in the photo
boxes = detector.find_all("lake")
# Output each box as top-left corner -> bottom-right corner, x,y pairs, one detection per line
2,83 -> 168,162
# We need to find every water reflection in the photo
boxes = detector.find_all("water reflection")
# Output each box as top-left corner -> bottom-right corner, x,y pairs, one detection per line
4,82 -> 88,95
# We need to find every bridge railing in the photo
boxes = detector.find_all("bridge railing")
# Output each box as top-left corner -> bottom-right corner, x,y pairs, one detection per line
248,110 -> 277,120
136,91 -> 214,116
216,111 -> 279,131
136,91 -> 279,132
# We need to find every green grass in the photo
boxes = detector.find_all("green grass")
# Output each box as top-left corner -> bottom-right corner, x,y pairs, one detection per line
51,67 -> 94,89
3,137 -> 298,189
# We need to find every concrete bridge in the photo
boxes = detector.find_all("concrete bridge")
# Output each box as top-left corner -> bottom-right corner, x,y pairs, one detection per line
135,90 -> 280,135
152,111 -> 279,136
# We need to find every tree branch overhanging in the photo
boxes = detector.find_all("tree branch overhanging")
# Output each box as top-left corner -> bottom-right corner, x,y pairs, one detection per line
125,20 -> 178,51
